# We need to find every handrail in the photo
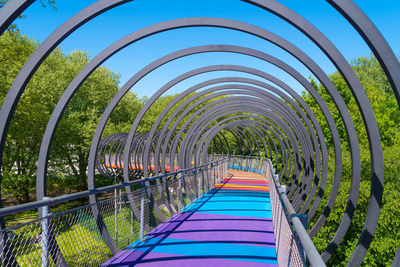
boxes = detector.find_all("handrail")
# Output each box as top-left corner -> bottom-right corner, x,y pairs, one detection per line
0,157 -> 228,218
267,159 -> 326,267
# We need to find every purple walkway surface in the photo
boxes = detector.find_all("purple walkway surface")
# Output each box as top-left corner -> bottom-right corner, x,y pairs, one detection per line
103,173 -> 278,266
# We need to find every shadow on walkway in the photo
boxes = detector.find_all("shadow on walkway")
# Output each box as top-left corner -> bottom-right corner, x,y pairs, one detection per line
103,171 -> 278,266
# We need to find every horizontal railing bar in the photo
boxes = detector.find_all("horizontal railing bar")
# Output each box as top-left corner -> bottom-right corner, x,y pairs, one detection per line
0,158 -> 228,218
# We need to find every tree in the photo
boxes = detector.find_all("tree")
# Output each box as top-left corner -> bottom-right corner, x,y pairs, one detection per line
303,55 -> 400,265
0,29 -> 42,203
50,50 -> 143,191
0,29 -> 143,202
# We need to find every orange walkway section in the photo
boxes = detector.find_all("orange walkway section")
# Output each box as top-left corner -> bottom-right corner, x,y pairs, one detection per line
214,170 -> 270,192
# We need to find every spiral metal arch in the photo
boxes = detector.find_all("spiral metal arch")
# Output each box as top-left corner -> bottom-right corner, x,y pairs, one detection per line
0,0 -> 399,265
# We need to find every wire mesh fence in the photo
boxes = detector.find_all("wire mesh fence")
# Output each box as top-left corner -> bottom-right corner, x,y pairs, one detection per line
0,159 -> 228,266
0,157 -> 321,266
0,203 -> 114,266
268,160 -> 306,267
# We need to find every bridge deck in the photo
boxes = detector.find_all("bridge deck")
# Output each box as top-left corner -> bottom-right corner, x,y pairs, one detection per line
103,170 -> 278,266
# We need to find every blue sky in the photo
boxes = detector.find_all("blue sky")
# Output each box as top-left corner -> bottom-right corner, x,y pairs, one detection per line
14,0 -> 400,98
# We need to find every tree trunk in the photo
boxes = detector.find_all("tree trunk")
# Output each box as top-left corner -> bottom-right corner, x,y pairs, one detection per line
77,152 -> 88,192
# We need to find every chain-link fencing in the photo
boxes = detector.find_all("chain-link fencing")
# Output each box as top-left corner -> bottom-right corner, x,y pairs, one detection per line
0,159 -> 228,267
268,160 -> 306,266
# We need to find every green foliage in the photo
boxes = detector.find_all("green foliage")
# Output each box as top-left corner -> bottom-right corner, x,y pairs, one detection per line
0,29 -> 142,202
11,222 -> 112,266
0,30 -> 41,203
2,174 -> 35,203
303,55 -> 400,265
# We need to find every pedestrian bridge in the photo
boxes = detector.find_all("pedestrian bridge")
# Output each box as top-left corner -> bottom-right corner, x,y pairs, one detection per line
0,0 -> 400,266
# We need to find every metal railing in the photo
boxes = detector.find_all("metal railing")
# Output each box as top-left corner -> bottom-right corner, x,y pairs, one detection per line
0,155 -> 324,266
229,155 -> 266,174
228,156 -> 325,267
268,158 -> 325,266
268,159 -> 306,266
0,158 -> 229,267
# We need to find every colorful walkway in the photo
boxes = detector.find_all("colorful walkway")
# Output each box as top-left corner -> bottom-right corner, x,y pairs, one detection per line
103,170 -> 278,266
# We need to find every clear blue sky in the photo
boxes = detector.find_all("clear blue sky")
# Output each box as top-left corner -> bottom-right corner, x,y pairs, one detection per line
14,0 -> 400,98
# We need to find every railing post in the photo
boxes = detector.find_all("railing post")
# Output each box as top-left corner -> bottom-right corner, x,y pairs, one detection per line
198,168 -> 201,198
226,158 -> 228,177
212,163 -> 216,186
209,165 -> 212,191
177,173 -> 182,211
220,160 -> 222,181
193,169 -> 198,198
114,188 -> 118,246
139,181 -> 145,241
220,160 -> 222,179
281,184 -> 286,194
41,197 -> 50,267
202,167 -> 204,196
130,209 -> 133,235
236,156 -> 239,170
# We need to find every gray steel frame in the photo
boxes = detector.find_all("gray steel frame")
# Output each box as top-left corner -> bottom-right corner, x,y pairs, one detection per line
0,0 -> 399,265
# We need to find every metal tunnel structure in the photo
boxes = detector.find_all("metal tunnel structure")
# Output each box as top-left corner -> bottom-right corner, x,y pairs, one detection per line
0,0 -> 400,266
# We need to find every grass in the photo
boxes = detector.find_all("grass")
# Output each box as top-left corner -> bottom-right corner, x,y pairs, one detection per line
8,205 -> 141,266
102,206 -> 140,250
11,223 -> 112,266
